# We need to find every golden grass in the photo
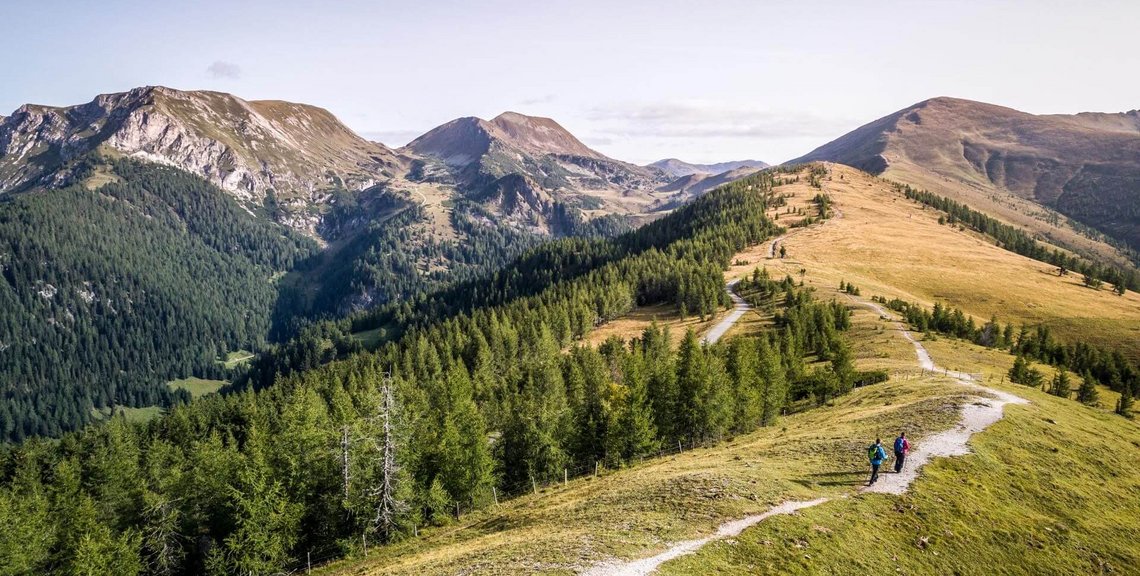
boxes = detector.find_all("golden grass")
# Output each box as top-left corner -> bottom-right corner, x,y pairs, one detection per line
762,164 -> 1140,360
582,304 -> 719,347
885,163 -> 1133,268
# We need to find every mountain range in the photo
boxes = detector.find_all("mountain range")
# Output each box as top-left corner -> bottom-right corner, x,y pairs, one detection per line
647,158 -> 769,178
0,86 -> 766,439
792,96 -> 1140,253
3,86 -> 1140,442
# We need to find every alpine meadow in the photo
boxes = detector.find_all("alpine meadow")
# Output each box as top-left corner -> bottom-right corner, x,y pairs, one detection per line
2,2 -> 1139,575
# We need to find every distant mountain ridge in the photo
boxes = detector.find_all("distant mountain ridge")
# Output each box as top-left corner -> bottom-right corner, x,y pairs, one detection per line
790,96 -> 1140,250
0,86 -> 402,233
406,111 -> 668,234
648,158 -> 769,178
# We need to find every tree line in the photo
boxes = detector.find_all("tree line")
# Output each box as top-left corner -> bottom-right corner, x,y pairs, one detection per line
876,296 -> 1138,418
898,184 -> 1138,293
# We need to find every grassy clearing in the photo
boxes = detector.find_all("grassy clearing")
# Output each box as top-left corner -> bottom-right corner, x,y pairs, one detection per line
320,305 -> 971,575
218,349 -> 255,369
582,304 -> 721,347
764,164 -> 1140,360
884,163 -> 1133,269
90,405 -> 164,424
351,326 -> 390,350
166,377 -> 227,399
660,374 -> 1140,575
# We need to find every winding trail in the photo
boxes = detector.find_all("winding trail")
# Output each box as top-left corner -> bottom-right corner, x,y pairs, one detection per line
701,279 -> 749,345
849,296 -> 1028,496
581,177 -> 1028,576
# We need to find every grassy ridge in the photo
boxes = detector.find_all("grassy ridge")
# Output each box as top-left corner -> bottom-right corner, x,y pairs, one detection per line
662,365 -> 1140,575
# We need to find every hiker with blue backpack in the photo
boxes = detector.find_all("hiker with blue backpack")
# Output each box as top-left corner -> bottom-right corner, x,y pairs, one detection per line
893,432 -> 911,473
867,438 -> 888,485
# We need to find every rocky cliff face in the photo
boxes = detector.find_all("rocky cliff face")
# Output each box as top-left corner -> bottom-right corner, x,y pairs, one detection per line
0,86 -> 403,233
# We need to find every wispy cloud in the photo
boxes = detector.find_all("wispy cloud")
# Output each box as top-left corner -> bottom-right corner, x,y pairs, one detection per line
519,94 -> 557,106
207,60 -> 242,79
585,101 -> 857,140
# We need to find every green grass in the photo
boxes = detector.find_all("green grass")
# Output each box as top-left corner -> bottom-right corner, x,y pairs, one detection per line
167,377 -> 227,398
217,349 -> 255,369
90,405 -> 165,424
660,383 -> 1140,575
351,326 -> 389,349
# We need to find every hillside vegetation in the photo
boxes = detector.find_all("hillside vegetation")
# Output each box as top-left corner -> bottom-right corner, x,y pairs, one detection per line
0,172 -> 823,575
790,97 -> 1140,265
0,159 -> 317,440
662,349 -> 1140,575
763,164 -> 1140,360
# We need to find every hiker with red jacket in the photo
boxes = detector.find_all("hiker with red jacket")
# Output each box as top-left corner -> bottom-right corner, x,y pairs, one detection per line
893,431 -> 910,473
867,438 -> 888,485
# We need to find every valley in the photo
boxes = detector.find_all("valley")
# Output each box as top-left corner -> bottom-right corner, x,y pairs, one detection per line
1,83 -> 1139,576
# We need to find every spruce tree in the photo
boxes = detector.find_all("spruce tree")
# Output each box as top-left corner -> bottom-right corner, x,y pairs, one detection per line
1117,385 -> 1134,419
1049,371 -> 1072,398
1076,371 -> 1101,406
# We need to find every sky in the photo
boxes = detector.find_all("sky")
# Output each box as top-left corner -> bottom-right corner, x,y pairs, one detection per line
2,0 -> 1138,164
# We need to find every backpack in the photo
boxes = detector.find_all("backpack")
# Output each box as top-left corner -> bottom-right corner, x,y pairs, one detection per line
867,444 -> 878,461
894,437 -> 905,452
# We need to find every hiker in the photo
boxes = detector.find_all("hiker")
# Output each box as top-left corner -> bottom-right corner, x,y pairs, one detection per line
893,432 -> 910,473
867,438 -> 888,485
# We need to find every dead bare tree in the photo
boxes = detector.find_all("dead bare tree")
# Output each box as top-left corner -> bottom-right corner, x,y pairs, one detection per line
370,372 -> 408,543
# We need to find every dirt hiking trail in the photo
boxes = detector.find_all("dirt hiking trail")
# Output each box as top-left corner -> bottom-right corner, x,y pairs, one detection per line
581,187 -> 1027,575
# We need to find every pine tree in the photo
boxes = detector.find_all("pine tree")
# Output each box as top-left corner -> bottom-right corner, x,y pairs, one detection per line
758,337 -> 787,426
641,322 -> 678,442
727,338 -> 762,432
1009,356 -> 1029,384
1117,385 -> 1134,419
1048,371 -> 1072,398
1076,371 -> 1101,406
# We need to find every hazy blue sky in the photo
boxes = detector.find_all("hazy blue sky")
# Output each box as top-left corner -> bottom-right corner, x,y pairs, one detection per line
3,0 -> 1137,163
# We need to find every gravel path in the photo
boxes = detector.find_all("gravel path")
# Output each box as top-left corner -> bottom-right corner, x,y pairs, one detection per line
701,279 -> 748,345
851,296 -> 1028,495
580,268 -> 1027,576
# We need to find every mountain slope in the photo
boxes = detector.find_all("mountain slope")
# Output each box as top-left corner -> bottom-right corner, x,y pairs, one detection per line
648,158 -> 769,178
315,163 -> 1140,576
0,86 -> 402,233
790,97 -> 1140,254
655,166 -> 765,205
406,112 -> 668,233
0,159 -> 317,441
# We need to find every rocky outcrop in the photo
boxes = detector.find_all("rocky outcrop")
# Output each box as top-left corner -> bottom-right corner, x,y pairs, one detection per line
0,87 -> 403,233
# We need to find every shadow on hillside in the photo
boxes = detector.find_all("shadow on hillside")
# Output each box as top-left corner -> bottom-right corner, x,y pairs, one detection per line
794,470 -> 867,488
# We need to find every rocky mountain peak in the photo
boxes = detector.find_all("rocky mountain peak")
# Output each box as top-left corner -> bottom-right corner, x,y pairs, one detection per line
488,111 -> 600,158
0,86 -> 403,233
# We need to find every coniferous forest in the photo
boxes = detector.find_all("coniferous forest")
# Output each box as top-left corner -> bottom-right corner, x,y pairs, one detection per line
0,160 -> 318,441
0,170 -> 869,575
0,158 -> 558,442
